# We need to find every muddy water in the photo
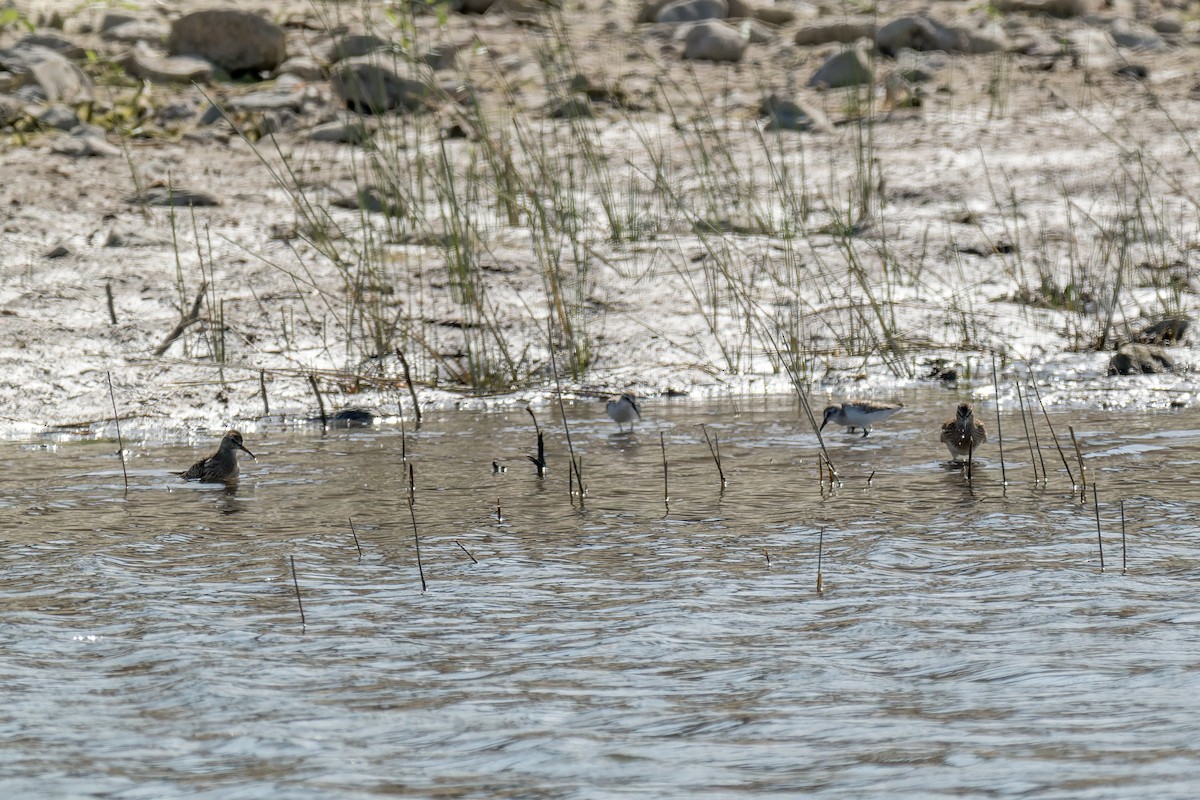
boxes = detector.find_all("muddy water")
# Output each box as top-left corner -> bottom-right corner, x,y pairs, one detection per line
3,394 -> 1200,798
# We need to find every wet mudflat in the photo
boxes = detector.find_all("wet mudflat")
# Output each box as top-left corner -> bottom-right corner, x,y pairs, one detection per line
2,394 -> 1200,798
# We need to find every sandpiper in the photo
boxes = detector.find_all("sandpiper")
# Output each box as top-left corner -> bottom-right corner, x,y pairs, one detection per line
940,403 -> 987,461
819,401 -> 904,438
606,392 -> 642,431
177,430 -> 255,483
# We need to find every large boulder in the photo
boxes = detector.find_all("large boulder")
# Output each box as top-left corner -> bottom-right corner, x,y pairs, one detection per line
657,0 -> 727,24
683,20 -> 746,62
168,9 -> 287,73
0,44 -> 93,103
793,17 -> 876,46
808,46 -> 872,88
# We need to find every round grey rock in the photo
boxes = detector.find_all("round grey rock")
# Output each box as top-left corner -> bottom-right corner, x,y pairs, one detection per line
168,9 -> 287,73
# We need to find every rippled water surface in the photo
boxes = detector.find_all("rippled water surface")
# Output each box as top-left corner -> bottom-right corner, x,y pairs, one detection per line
5,394 -> 1200,798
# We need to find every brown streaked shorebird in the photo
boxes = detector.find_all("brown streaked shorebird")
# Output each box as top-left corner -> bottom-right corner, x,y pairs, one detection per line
940,403 -> 987,462
177,430 -> 255,483
820,401 -> 904,438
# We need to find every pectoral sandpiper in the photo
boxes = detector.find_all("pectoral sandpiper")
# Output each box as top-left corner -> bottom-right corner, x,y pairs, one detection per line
177,429 -> 255,483
606,392 -> 642,431
940,403 -> 987,461
819,401 -> 904,438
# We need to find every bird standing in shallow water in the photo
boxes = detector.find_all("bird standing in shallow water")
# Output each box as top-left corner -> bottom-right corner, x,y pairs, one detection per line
606,392 -> 642,431
177,430 -> 255,483
819,401 -> 904,438
940,403 -> 987,462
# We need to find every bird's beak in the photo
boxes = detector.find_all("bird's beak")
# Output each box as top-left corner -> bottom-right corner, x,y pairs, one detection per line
819,418 -> 829,431
239,444 -> 257,460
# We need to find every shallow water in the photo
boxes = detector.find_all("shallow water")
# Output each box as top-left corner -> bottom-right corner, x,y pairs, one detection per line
3,394 -> 1200,798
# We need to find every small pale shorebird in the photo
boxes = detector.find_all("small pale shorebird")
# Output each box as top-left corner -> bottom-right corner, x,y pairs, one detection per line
606,392 -> 642,431
177,430 -> 255,483
940,403 -> 987,462
819,401 -> 904,438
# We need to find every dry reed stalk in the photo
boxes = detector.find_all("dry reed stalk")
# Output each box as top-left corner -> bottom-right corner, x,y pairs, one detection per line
1029,376 -> 1074,486
700,424 -> 726,488
1024,384 -> 1050,481
1093,483 -> 1104,572
1015,383 -> 1040,483
105,281 -> 118,325
455,540 -> 478,564
308,373 -> 327,430
1068,425 -> 1087,499
105,371 -> 128,490
348,516 -> 362,558
152,281 -> 206,356
259,370 -> 269,417
660,431 -> 670,509
395,348 -> 423,428
289,555 -> 306,628
991,355 -> 1007,485
816,528 -> 825,593
408,483 -> 427,592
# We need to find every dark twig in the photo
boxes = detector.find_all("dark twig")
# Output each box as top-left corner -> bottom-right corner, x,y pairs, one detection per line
106,371 -> 128,490
409,480 -> 427,592
259,370 -> 270,417
660,431 -> 669,509
308,373 -> 327,430
1068,425 -> 1087,500
152,281 -> 207,356
289,555 -> 306,629
105,281 -> 118,325
1029,376 -> 1074,486
1093,483 -> 1104,572
1015,383 -> 1041,483
1024,384 -> 1050,482
408,462 -> 415,506
700,424 -> 726,488
546,321 -> 583,500
348,516 -> 362,559
816,527 -> 825,593
455,540 -> 478,564
991,355 -> 1007,485
396,348 -> 422,428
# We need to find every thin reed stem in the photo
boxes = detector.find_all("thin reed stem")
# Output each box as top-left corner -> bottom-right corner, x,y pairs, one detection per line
409,482 -> 427,592
396,348 -> 423,428
455,540 -> 478,564
1029,375 -> 1074,486
1024,384 -> 1050,481
1015,383 -> 1040,483
660,431 -> 669,509
991,355 -> 1007,485
1068,425 -> 1087,498
106,371 -> 128,490
1093,483 -> 1104,572
348,516 -> 363,558
259,370 -> 270,417
700,424 -> 726,488
308,373 -> 328,430
816,527 -> 825,593
289,555 -> 306,628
